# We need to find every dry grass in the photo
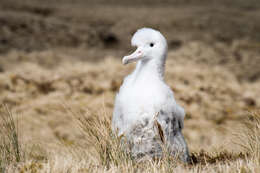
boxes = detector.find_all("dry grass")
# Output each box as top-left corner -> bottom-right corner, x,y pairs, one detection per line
235,111 -> 260,159
2,105 -> 260,172
0,105 -> 21,173
0,41 -> 259,172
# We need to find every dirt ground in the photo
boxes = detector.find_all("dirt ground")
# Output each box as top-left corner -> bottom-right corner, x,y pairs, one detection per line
0,0 -> 260,172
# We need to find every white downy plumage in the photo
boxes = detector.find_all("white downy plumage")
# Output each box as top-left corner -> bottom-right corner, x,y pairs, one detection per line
112,28 -> 190,162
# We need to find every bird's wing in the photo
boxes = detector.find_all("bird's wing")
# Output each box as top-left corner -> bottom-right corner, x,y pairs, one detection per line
158,106 -> 190,163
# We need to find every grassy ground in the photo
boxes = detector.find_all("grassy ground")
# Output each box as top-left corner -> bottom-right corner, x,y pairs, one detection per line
0,94 -> 260,172
0,47 -> 260,172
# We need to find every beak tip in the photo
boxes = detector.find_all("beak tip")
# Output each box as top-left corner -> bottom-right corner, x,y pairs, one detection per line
122,57 -> 128,65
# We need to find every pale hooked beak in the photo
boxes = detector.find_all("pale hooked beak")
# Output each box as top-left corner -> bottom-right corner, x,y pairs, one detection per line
122,48 -> 143,65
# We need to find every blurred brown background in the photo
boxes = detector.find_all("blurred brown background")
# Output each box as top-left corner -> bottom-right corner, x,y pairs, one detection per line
1,0 -> 260,80
1,0 -> 260,51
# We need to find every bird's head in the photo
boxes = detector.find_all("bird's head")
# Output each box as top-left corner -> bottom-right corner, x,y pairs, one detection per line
122,28 -> 168,65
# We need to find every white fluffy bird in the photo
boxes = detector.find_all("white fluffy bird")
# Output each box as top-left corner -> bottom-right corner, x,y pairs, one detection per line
112,28 -> 190,162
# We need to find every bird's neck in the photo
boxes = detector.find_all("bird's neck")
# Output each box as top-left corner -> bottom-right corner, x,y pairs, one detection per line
132,57 -> 166,83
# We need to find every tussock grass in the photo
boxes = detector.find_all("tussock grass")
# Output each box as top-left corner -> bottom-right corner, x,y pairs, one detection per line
65,105 -> 135,169
0,105 -> 21,172
1,104 -> 260,172
235,111 -> 260,160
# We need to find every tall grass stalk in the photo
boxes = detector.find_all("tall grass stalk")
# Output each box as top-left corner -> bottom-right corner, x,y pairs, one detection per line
0,105 -> 21,172
234,111 -> 260,161
64,105 -> 134,169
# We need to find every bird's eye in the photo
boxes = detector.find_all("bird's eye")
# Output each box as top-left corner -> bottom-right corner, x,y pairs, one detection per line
150,43 -> 154,47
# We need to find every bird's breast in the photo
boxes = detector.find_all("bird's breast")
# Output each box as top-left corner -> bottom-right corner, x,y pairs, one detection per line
118,81 -> 172,127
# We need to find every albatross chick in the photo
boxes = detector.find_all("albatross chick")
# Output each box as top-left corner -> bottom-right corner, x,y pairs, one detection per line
112,28 -> 190,163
